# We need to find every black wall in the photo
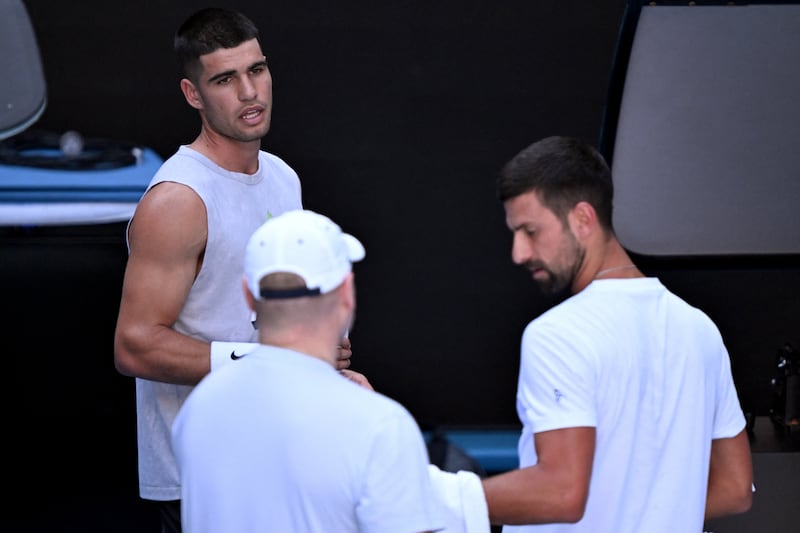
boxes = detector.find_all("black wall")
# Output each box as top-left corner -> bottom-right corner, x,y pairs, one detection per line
15,0 -> 633,428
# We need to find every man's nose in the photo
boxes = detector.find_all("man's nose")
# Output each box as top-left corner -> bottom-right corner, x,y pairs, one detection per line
239,76 -> 257,100
510,233 -> 532,265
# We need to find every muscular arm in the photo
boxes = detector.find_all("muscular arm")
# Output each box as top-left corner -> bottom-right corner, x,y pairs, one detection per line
114,182 -> 212,385
705,429 -> 753,520
482,426 -> 595,526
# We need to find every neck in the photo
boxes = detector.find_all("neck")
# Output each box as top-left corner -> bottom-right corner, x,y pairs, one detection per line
594,263 -> 638,280
190,130 -> 261,174
259,327 -> 341,367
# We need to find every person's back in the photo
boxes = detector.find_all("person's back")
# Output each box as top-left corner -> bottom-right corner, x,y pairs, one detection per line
509,277 -> 744,532
174,345 -> 438,532
172,209 -> 443,533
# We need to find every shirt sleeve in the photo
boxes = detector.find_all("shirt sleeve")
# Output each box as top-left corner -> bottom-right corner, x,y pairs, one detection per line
356,409 -> 445,533
518,320 -> 598,434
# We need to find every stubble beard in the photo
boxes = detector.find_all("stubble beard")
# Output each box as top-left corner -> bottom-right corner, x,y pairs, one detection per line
534,233 -> 585,295
227,120 -> 271,143
205,106 -> 272,144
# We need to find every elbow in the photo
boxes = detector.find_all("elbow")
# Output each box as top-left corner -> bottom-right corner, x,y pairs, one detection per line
114,347 -> 136,377
560,492 -> 588,523
552,484 -> 588,523
559,508 -> 585,524
706,480 -> 754,520
732,484 -> 753,515
719,488 -> 753,518
114,333 -> 141,377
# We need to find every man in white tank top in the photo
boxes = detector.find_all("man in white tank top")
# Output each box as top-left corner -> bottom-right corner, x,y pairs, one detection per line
113,8 -> 364,532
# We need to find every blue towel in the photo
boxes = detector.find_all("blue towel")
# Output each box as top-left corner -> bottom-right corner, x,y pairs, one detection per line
0,147 -> 162,203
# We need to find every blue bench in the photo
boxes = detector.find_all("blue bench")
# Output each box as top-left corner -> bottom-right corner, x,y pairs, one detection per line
425,429 -> 520,474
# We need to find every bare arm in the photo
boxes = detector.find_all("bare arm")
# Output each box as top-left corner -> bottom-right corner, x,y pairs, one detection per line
114,182 -> 212,385
482,426 -> 595,526
705,429 -> 753,520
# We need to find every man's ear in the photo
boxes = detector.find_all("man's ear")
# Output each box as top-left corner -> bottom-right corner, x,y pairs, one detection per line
340,272 -> 356,312
569,201 -> 597,240
180,78 -> 203,110
242,276 -> 256,311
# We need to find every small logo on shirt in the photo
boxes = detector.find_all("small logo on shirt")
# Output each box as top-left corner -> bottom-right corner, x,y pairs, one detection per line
230,351 -> 249,361
554,389 -> 565,403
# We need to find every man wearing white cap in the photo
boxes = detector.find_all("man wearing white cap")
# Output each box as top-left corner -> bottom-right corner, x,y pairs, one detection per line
171,209 -> 445,533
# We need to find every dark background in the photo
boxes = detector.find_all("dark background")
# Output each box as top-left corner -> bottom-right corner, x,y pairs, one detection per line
2,0 -> 798,531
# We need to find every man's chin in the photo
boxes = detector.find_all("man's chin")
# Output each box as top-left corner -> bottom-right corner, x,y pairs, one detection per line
232,119 -> 271,142
534,274 -> 571,296
243,126 -> 270,142
532,280 -> 572,305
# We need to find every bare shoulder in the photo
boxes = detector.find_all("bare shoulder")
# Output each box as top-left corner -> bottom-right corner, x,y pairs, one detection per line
129,181 -> 208,257
136,181 -> 205,218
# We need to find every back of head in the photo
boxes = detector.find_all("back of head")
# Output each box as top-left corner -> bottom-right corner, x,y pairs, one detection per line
496,135 -> 615,231
174,7 -> 261,82
244,209 -> 365,329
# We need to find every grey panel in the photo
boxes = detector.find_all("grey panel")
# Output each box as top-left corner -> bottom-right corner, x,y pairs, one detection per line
0,0 -> 47,140
611,5 -> 800,255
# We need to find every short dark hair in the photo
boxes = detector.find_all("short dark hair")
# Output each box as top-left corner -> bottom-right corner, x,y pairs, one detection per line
174,7 -> 261,81
496,136 -> 615,231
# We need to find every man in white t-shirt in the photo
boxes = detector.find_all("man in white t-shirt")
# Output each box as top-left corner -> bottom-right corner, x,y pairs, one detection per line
480,136 -> 754,532
172,209 -> 445,533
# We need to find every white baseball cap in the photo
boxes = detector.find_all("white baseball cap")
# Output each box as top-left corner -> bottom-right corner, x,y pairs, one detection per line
245,209 -> 365,299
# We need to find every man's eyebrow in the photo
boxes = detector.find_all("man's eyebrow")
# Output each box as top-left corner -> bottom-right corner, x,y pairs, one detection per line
207,69 -> 237,84
206,60 -> 267,84
250,59 -> 268,70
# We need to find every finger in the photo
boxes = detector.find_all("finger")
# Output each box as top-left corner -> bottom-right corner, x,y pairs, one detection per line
337,337 -> 352,350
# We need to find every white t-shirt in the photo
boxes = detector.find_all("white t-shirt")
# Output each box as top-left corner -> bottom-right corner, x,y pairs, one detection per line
504,278 -> 746,533
172,345 -> 445,533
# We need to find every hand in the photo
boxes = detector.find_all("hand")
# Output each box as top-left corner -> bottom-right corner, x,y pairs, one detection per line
335,335 -> 352,370
340,369 -> 374,391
